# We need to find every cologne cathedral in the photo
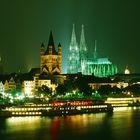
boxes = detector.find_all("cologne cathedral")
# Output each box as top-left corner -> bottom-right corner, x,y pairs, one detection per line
67,24 -> 118,77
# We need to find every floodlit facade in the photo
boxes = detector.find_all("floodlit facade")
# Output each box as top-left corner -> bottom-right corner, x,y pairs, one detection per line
40,31 -> 62,75
89,82 -> 128,90
8,77 -> 16,91
23,81 -> 35,96
23,75 -> 57,96
38,79 -> 56,92
67,24 -> 118,77
124,66 -> 130,74
87,57 -> 118,77
3,80 -> 9,93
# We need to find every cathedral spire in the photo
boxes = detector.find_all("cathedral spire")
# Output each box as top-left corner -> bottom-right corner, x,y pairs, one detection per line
94,40 -> 97,59
79,24 -> 87,75
80,24 -> 87,51
70,24 -> 77,45
67,24 -> 79,74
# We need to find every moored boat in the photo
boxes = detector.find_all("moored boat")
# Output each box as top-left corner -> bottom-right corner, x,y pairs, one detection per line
0,100 -> 113,117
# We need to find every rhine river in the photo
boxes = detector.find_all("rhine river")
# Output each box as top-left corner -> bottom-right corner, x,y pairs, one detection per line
0,107 -> 140,140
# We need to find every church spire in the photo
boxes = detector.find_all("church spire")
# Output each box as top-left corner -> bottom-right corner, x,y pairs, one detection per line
48,31 -> 54,47
46,31 -> 56,54
80,24 -> 87,51
70,24 -> 77,45
67,24 -> 79,74
94,40 -> 98,59
79,24 -> 87,75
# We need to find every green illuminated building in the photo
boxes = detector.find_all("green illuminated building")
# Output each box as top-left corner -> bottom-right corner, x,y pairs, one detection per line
67,24 -> 118,77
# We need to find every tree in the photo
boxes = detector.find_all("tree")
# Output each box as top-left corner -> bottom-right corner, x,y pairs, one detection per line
124,84 -> 140,96
97,85 -> 112,95
55,84 -> 67,95
74,76 -> 92,96
38,85 -> 52,97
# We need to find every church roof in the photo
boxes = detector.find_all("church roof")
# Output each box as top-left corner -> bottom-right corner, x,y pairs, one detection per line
29,68 -> 40,76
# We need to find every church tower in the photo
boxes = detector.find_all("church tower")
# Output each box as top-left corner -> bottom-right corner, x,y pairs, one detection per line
79,24 -> 87,75
67,24 -> 79,74
40,31 -> 62,75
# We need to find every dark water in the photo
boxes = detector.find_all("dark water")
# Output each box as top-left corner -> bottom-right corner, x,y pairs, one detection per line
0,107 -> 140,140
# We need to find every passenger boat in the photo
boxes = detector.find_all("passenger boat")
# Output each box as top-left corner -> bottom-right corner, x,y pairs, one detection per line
0,100 -> 113,117
41,103 -> 113,116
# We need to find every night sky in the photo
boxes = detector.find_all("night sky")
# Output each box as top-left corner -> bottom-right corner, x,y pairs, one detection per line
0,0 -> 140,74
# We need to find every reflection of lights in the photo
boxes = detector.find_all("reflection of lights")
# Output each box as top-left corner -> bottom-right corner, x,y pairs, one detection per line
133,107 -> 136,110
5,116 -> 52,133
114,107 -> 130,111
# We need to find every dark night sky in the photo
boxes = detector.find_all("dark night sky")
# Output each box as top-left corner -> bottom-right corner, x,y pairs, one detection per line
0,0 -> 140,74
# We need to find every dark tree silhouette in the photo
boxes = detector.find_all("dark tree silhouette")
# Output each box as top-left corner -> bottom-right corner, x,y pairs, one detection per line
38,85 -> 52,97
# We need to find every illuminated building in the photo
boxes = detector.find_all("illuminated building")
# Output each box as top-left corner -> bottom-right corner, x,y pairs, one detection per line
89,81 -> 128,90
67,25 -> 118,77
23,80 -> 35,96
86,56 -> 118,77
124,66 -> 130,74
22,73 -> 57,96
8,77 -> 16,91
40,31 -> 62,75
37,79 -> 56,92
3,80 -> 9,93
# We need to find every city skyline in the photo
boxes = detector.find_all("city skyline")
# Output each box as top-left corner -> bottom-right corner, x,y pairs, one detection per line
0,0 -> 140,74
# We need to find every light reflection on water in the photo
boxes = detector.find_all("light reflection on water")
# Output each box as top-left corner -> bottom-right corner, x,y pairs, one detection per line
5,116 -> 51,132
1,107 -> 140,140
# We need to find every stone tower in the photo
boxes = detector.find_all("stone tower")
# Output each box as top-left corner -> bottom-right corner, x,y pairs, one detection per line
67,24 -> 79,74
40,31 -> 62,75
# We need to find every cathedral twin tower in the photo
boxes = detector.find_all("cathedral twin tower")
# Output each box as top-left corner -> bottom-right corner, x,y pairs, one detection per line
67,24 -> 87,75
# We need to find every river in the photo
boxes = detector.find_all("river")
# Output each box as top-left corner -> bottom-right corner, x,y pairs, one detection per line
0,107 -> 140,140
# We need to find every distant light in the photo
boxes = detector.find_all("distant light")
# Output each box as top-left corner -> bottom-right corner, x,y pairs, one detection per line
124,66 -> 130,74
